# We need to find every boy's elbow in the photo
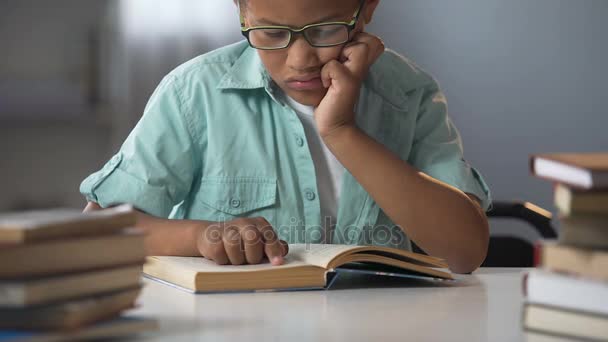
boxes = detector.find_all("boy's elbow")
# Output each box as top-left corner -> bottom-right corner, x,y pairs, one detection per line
449,249 -> 487,274
448,215 -> 490,274
83,201 -> 103,212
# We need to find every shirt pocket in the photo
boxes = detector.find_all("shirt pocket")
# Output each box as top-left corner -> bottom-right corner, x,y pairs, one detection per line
195,176 -> 278,223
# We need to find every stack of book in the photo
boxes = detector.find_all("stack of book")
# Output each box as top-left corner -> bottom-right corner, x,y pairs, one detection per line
524,152 -> 608,341
0,204 -> 156,341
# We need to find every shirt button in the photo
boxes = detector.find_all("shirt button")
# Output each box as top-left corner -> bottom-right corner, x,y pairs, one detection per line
296,136 -> 305,147
305,189 -> 316,201
230,198 -> 241,208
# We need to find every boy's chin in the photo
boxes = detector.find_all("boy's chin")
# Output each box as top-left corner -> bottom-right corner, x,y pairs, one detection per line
284,89 -> 327,107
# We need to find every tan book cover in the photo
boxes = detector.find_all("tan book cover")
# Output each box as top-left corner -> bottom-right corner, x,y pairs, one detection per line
0,287 -> 141,331
144,244 -> 453,293
559,215 -> 608,249
539,242 -> 608,281
523,304 -> 608,341
0,204 -> 136,244
0,232 -> 146,279
0,265 -> 143,307
554,183 -> 608,216
530,152 -> 608,189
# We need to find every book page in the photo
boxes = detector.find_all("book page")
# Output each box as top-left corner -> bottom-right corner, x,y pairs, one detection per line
288,244 -> 359,269
147,245 -> 352,274
148,244 -> 442,275
289,244 -> 448,269
148,254 -> 316,273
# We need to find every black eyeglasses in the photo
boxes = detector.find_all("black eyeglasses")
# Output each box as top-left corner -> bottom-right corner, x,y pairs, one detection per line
239,0 -> 365,50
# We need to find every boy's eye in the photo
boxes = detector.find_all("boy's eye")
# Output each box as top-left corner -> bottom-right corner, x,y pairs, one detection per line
312,26 -> 341,36
262,30 -> 289,39
306,25 -> 347,43
249,29 -> 291,48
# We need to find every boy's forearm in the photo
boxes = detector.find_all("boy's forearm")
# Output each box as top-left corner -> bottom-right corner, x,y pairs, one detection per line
84,202 -> 203,256
133,212 -> 205,256
323,125 -> 489,274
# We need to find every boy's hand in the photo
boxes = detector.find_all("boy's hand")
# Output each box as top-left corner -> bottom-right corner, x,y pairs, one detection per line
197,217 -> 289,266
315,32 -> 385,140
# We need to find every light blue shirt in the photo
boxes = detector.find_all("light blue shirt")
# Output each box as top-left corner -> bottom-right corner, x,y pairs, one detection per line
80,40 -> 491,251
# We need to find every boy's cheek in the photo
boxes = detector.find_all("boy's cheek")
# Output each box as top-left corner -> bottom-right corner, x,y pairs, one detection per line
319,46 -> 346,65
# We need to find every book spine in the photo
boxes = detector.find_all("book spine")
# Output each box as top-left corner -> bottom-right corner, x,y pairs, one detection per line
533,242 -> 543,267
529,155 -> 538,177
521,272 -> 529,298
541,244 -> 608,281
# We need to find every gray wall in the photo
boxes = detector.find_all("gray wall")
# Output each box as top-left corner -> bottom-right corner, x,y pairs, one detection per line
368,0 -> 608,238
0,0 -> 112,210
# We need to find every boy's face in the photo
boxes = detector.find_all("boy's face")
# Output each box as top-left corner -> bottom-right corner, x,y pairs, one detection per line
241,0 -> 378,107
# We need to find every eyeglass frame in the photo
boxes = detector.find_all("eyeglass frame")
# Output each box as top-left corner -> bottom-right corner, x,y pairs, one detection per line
239,0 -> 366,50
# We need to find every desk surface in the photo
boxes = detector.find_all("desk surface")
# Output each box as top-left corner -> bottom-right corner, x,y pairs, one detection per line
133,268 -> 532,342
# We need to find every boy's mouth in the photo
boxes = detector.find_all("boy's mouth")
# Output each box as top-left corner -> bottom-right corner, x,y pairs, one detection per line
285,75 -> 324,91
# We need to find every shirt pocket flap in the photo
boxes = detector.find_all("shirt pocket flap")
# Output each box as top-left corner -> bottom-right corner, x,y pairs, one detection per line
199,177 -> 277,216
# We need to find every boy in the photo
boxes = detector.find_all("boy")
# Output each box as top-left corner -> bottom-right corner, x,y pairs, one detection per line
82,0 -> 491,273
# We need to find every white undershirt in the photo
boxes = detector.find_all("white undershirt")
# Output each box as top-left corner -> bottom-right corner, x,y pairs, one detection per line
282,95 -> 345,236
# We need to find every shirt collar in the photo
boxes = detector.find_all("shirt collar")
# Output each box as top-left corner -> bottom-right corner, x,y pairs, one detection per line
217,45 -> 270,90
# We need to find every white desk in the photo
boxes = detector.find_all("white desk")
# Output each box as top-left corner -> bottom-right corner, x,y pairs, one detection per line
133,268 -> 534,342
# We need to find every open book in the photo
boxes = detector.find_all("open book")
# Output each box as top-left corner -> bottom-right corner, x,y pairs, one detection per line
143,244 -> 453,293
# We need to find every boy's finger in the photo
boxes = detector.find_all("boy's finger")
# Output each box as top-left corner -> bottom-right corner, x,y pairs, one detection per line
352,32 -> 385,52
258,224 -> 285,266
352,32 -> 384,49
321,60 -> 352,89
341,42 -> 370,77
222,227 -> 245,265
279,239 -> 289,256
348,33 -> 385,68
241,226 -> 264,264
320,60 -> 335,88
205,237 -> 230,265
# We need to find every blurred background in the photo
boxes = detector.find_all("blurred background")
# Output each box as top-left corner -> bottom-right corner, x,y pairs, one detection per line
1,0 -> 607,241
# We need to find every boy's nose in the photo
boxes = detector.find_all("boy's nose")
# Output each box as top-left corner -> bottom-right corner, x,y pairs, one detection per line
286,36 -> 321,72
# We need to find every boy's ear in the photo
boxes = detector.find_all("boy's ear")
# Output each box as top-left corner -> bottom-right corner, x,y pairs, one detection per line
363,0 -> 380,24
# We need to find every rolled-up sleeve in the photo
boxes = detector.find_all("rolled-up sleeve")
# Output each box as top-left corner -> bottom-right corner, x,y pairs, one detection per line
408,86 -> 492,211
80,75 -> 199,217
